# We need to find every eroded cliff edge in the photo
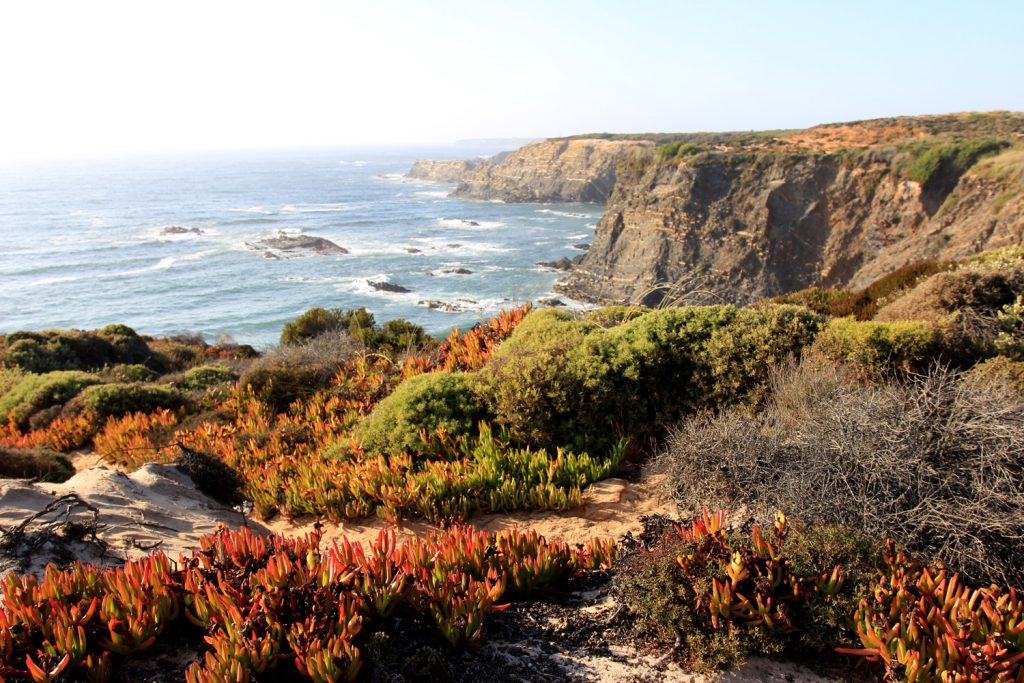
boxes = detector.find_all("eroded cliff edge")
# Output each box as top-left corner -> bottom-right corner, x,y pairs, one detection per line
407,159 -> 480,183
452,138 -> 653,203
556,113 -> 1024,305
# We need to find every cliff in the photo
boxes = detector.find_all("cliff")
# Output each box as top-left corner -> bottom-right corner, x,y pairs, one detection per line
452,138 -> 653,203
556,113 -> 1024,305
406,159 -> 479,183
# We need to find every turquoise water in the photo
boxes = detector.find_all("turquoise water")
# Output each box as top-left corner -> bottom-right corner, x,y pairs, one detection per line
0,148 -> 600,348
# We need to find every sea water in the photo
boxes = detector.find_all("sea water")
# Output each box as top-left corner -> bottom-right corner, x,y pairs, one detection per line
0,147 -> 600,348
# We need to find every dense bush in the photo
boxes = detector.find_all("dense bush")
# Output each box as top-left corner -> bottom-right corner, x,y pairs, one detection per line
281,306 -> 435,353
240,331 -> 359,410
615,511 -> 881,671
0,445 -> 74,482
175,364 -> 239,393
477,306 -> 819,452
0,370 -> 101,428
663,362 -> 1024,586
0,326 -> 157,373
356,372 -> 483,455
698,304 -> 822,407
811,317 -> 939,374
100,363 -> 158,383
75,382 -> 184,420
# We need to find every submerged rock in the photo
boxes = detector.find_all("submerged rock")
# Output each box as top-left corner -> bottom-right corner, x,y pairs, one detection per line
571,243 -> 591,251
442,268 -> 474,275
404,247 -> 423,254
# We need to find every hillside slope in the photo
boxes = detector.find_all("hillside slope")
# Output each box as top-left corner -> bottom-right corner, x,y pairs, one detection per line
556,113 -> 1024,305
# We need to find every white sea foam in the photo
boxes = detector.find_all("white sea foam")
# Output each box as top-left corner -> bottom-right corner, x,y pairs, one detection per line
280,203 -> 352,214
568,233 -> 589,240
435,217 -> 505,230
536,209 -> 590,219
31,274 -> 86,287
337,160 -> 367,166
229,206 -> 274,215
409,236 -> 513,255
414,190 -> 449,199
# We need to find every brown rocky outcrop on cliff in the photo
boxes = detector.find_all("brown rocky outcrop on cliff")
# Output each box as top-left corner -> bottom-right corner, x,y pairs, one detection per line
556,113 -> 1024,305
452,138 -> 653,203
406,159 -> 479,183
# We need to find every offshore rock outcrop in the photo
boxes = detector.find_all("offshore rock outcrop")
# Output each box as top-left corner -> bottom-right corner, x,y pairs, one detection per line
453,138 -> 653,203
557,113 -> 1024,305
406,159 -> 479,183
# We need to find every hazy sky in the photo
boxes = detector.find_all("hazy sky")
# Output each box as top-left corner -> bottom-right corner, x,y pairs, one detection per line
1,0 -> 1021,162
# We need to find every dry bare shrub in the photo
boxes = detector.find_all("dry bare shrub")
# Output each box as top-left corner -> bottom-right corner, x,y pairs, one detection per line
874,270 -> 1017,356
239,330 -> 359,410
662,362 -> 1024,586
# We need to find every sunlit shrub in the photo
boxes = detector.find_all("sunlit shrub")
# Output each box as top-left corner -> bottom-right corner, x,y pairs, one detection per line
75,382 -> 184,420
356,372 -> 482,455
0,370 -> 101,428
811,317 -> 939,374
175,364 -> 239,393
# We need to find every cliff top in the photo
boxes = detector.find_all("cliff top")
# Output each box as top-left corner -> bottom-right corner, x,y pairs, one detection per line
554,110 -> 1024,154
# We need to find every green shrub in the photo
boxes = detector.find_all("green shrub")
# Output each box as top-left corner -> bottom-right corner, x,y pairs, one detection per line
904,138 -> 1010,195
698,304 -> 823,407
378,319 -> 436,353
76,383 -> 184,420
0,326 -> 156,373
0,446 -> 74,482
811,317 -> 939,374
176,364 -> 239,393
100,364 -> 158,383
768,287 -> 867,319
0,371 -> 101,428
281,307 -> 375,346
477,305 -> 820,453
473,309 -> 601,448
583,305 -> 651,328
657,140 -> 701,160
357,372 -> 483,455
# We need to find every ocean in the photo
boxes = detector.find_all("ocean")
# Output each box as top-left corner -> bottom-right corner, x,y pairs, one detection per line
0,147 -> 601,348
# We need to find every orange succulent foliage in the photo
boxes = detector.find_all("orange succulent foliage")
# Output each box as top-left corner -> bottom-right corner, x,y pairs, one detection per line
0,415 -> 95,453
0,524 -> 615,682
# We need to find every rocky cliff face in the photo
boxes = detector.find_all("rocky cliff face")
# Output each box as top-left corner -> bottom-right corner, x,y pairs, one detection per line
452,138 -> 653,203
557,114 -> 1024,305
406,159 -> 479,183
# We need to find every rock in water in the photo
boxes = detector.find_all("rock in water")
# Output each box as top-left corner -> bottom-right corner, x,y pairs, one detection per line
536,257 -> 574,271
160,226 -> 203,236
247,233 -> 348,258
368,280 -> 411,293
571,243 -> 591,251
442,268 -> 473,275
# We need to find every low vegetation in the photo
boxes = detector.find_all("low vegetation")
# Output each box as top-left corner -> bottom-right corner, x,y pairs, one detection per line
4,242 -> 1024,680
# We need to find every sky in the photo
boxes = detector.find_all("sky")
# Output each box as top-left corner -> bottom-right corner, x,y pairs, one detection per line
0,0 -> 1021,163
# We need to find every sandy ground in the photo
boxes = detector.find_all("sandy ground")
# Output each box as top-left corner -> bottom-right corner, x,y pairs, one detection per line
266,473 -> 678,548
0,464 -> 256,575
